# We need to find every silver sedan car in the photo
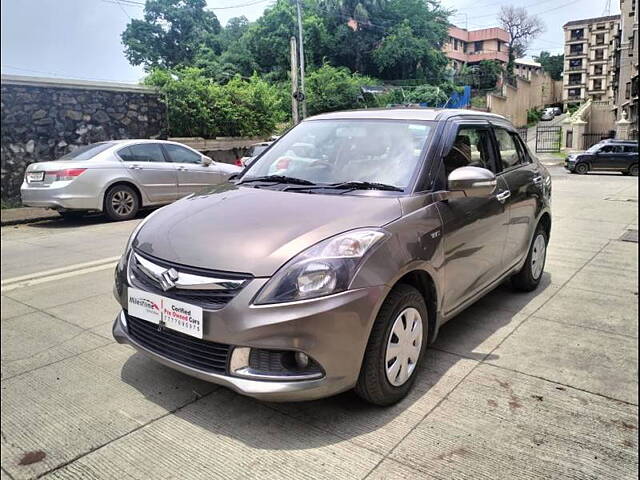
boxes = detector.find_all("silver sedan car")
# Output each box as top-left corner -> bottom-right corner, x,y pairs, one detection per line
21,140 -> 241,220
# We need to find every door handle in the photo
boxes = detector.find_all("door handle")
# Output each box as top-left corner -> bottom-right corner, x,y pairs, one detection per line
128,164 -> 142,170
496,190 -> 511,203
532,175 -> 543,185
176,166 -> 188,171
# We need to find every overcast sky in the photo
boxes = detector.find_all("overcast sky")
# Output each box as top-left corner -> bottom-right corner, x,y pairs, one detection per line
1,0 -> 617,84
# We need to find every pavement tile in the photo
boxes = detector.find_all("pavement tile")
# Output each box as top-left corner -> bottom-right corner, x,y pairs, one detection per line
389,364 -> 639,480
434,305 -> 528,359
44,389 -> 383,480
366,458 -> 430,480
535,287 -> 638,338
269,349 -> 476,455
0,296 -> 35,320
1,311 -> 111,379
1,351 -> 214,480
566,264 -> 638,298
487,317 -> 638,404
47,292 -> 121,330
4,268 -> 114,309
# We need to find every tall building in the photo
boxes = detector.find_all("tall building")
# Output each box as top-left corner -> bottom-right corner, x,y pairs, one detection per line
613,0 -> 638,137
562,15 -> 621,107
443,26 -> 510,72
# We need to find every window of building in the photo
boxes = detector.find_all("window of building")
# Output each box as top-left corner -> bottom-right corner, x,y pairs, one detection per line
571,28 -> 584,39
570,44 -> 584,55
595,33 -> 605,45
474,41 -> 483,52
594,49 -> 605,60
593,79 -> 603,90
569,73 -> 582,85
497,42 -> 501,52
626,82 -> 631,99
569,88 -> 581,97
569,58 -> 583,69
596,23 -> 605,30
594,64 -> 604,75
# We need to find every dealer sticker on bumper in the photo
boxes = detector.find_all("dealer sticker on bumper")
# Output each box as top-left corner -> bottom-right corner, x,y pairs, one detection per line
127,288 -> 203,339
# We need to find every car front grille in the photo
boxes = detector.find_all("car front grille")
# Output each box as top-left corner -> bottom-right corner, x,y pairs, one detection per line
126,313 -> 231,374
128,249 -> 251,310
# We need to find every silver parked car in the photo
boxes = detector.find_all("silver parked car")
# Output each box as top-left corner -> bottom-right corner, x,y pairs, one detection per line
113,109 -> 552,405
21,140 -> 240,221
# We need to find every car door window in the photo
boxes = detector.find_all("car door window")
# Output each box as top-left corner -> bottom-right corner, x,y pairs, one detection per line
443,127 -> 496,179
119,144 -> 166,162
494,128 -> 525,170
623,145 -> 638,153
164,144 -> 202,164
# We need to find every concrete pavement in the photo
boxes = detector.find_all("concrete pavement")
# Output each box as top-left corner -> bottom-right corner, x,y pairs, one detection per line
1,166 -> 638,479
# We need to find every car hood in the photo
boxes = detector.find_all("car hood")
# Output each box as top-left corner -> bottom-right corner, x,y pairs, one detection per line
133,184 -> 403,277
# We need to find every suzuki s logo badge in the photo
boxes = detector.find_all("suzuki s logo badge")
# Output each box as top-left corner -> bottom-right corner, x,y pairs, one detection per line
158,268 -> 179,291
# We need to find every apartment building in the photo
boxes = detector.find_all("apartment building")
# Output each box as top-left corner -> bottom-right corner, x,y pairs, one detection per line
562,15 -> 621,107
612,0 -> 638,137
514,59 -> 544,80
443,26 -> 510,71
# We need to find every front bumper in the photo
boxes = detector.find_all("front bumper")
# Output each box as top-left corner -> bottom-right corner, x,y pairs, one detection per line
564,160 -> 576,171
113,281 -> 389,402
20,181 -> 100,210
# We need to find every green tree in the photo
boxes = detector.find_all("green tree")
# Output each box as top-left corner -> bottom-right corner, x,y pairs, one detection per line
534,51 -> 564,81
305,64 -> 379,115
372,20 -> 447,81
122,0 -> 221,70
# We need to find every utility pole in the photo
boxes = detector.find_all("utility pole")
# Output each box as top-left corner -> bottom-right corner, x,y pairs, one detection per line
295,0 -> 307,118
290,36 -> 299,125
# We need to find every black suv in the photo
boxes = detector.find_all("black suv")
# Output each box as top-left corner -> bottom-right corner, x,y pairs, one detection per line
565,139 -> 639,176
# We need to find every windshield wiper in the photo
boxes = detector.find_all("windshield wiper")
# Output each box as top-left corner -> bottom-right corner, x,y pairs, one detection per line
237,175 -> 315,186
327,181 -> 403,192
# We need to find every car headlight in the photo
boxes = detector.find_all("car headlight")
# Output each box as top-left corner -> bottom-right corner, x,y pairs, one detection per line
254,229 -> 388,305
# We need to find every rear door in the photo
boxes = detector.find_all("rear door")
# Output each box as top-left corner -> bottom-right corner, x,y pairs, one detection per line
492,126 -> 544,270
117,143 -> 177,203
436,122 -> 511,315
623,144 -> 639,170
163,143 -> 222,197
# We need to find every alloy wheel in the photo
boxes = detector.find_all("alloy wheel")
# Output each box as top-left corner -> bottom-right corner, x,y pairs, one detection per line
385,307 -> 423,387
111,190 -> 135,217
531,233 -> 546,280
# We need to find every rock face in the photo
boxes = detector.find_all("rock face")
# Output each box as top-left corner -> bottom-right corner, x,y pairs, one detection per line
1,79 -> 168,203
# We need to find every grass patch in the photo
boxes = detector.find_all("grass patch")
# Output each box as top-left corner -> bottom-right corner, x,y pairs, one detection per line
1,199 -> 22,210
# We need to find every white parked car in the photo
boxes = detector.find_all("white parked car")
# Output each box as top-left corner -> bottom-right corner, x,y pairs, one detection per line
21,140 -> 241,221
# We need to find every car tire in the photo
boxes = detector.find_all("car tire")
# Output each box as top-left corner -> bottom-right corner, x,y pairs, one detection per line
575,163 -> 589,175
629,164 -> 639,177
512,225 -> 548,292
355,284 -> 428,406
104,184 -> 139,221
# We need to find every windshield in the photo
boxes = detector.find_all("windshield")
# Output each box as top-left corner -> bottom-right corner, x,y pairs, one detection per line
586,143 -> 602,153
58,142 -> 114,161
243,119 -> 434,189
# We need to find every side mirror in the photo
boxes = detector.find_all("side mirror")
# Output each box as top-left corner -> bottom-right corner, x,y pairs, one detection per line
202,155 -> 213,166
447,166 -> 497,198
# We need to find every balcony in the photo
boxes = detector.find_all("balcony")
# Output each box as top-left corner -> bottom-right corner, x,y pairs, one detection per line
566,50 -> 586,58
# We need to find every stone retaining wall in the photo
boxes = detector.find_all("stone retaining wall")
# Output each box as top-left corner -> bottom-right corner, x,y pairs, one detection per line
1,75 -> 168,202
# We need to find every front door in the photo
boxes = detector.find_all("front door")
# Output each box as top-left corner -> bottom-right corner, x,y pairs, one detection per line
437,124 -> 510,315
163,143 -> 222,196
593,144 -> 624,171
493,127 -> 544,270
118,143 -> 178,203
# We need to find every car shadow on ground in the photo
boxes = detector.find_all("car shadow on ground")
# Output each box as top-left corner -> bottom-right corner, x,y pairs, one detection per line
118,272 -> 553,451
23,210 -> 153,229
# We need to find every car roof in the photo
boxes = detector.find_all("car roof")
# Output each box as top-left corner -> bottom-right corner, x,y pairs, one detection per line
305,107 -> 509,123
601,139 -> 635,144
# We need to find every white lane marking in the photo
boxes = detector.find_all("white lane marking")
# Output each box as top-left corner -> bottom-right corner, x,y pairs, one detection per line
1,256 -> 121,286
1,262 -> 118,293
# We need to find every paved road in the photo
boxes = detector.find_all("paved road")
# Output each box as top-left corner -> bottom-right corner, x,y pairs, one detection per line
1,167 -> 638,479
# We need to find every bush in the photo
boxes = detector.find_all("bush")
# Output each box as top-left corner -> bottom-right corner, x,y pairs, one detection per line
527,108 -> 542,126
305,64 -> 380,116
144,68 -> 287,138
